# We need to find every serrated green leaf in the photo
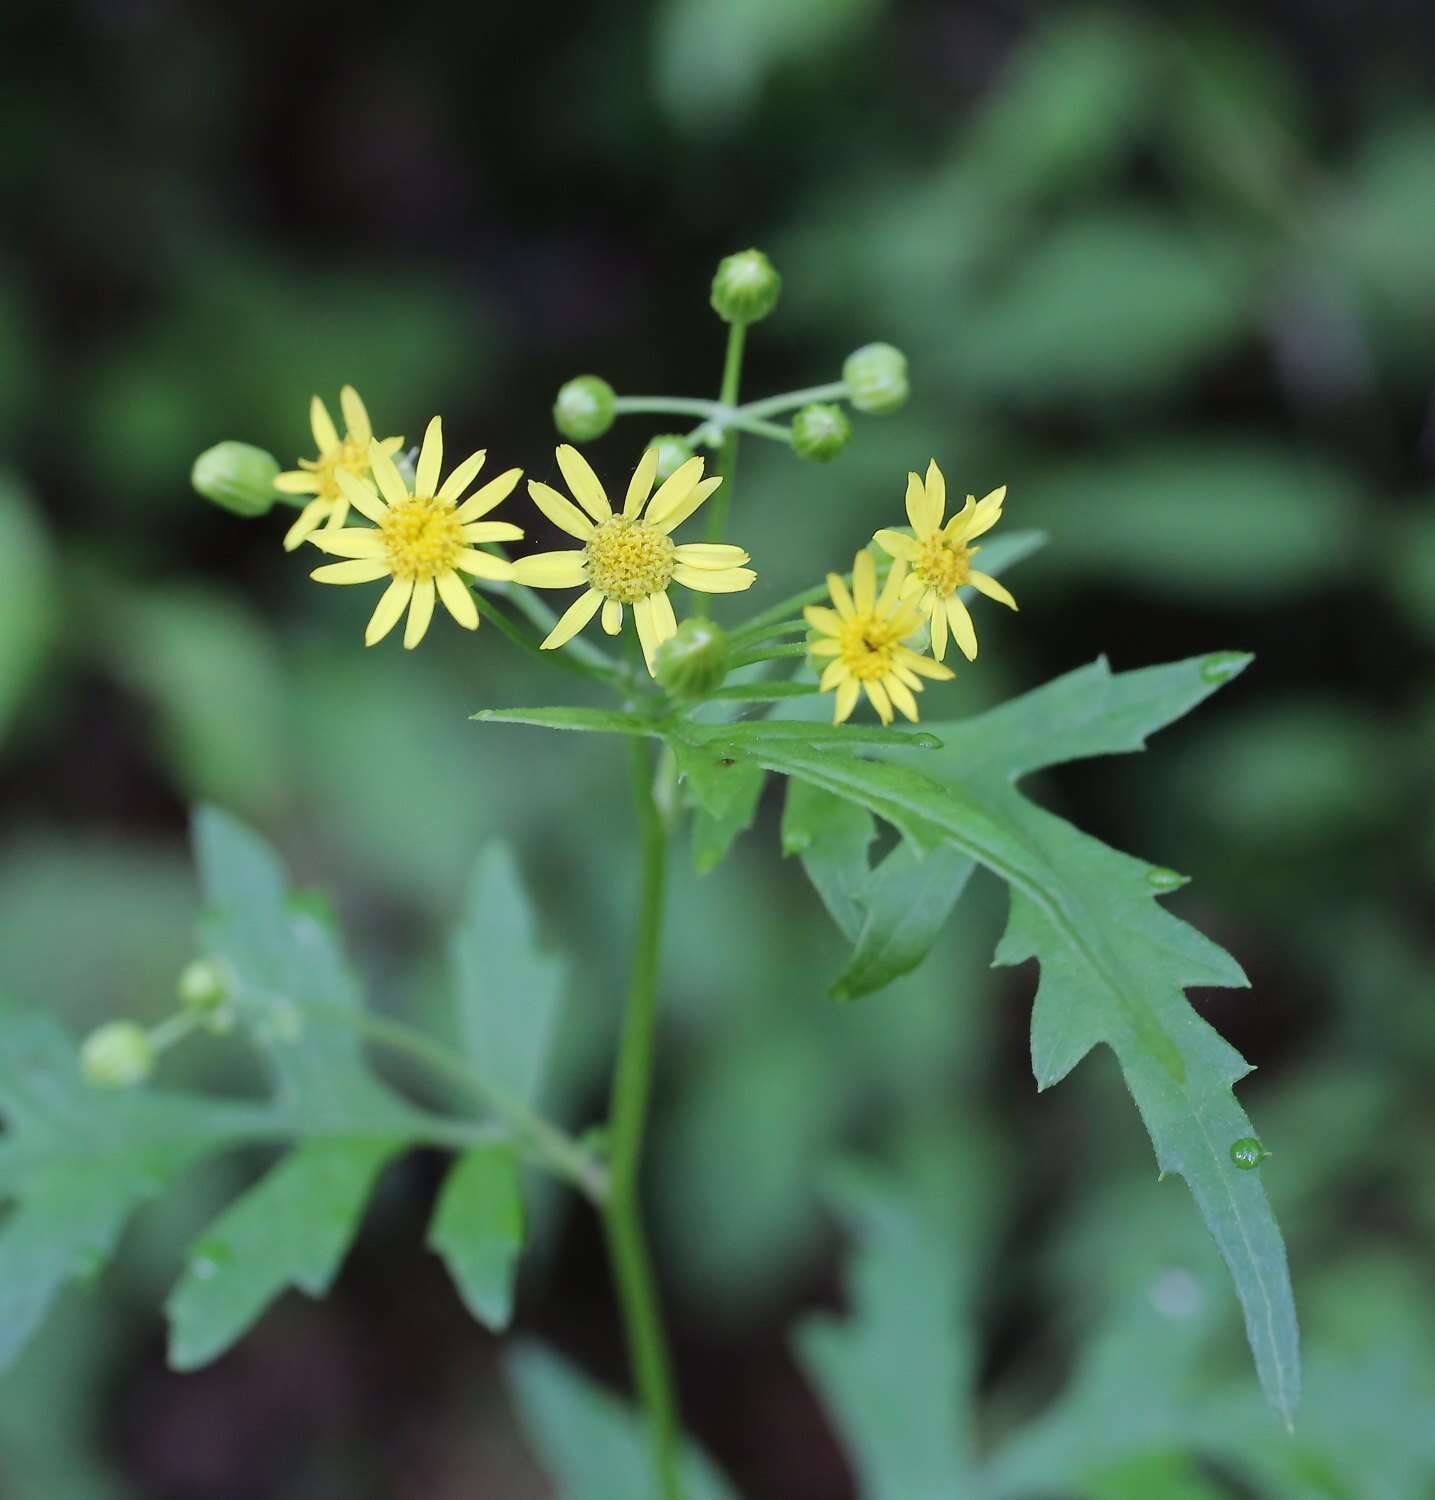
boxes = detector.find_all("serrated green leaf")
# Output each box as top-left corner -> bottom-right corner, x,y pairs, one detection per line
166,1138 -> 396,1370
192,805 -> 417,1132
781,780 -> 875,940
0,1004 -> 265,1371
451,843 -> 565,1105
731,656 -> 1299,1421
428,1143 -> 525,1331
507,1342 -> 737,1500
471,705 -> 659,735
830,843 -> 975,1002
674,741 -> 766,875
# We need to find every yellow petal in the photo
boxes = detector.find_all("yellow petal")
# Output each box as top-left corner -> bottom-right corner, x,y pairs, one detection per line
455,468 -> 523,523
340,385 -> 372,445
368,440 -> 410,507
310,559 -> 391,584
650,588 -> 677,645
852,550 -> 877,613
624,448 -> 659,518
456,548 -> 515,581
275,471 -> 321,495
947,596 -> 978,661
809,637 -> 842,657
923,459 -> 947,526
877,556 -> 907,612
864,678 -> 894,725
527,480 -> 595,540
436,568 -> 479,629
671,564 -> 755,593
897,647 -> 956,681
929,599 -> 949,660
834,679 -> 860,724
886,676 -> 920,722
555,445 -> 611,521
965,486 -> 1008,541
904,470 -> 931,533
461,521 -> 524,543
365,577 -> 413,644
404,577 -> 436,649
310,395 -> 339,453
438,448 -> 487,504
827,572 -> 855,619
819,659 -> 847,691
632,595 -> 659,674
283,498 -> 332,551
336,468 -> 388,525
872,528 -> 915,560
651,475 -> 721,534
645,455 -> 706,524
969,570 -> 1017,610
415,416 -> 443,498
541,588 -> 604,649
510,550 -> 587,588
309,527 -> 385,559
672,543 -> 750,569
803,605 -> 843,637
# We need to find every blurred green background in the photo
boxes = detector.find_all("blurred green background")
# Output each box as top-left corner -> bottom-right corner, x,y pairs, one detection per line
3,2 -> 1434,1496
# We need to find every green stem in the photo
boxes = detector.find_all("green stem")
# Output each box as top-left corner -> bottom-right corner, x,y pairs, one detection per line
471,589 -> 628,691
604,734 -> 683,1500
740,380 -> 848,419
345,1010 -> 608,1201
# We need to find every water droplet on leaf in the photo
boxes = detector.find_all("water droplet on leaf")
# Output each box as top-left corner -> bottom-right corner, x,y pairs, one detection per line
908,731 -> 941,750
1230,1136 -> 1269,1170
1146,867 -> 1187,891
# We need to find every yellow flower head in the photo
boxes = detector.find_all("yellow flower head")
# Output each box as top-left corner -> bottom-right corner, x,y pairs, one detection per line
275,386 -> 405,551
873,459 -> 1017,662
804,550 -> 954,725
512,445 -> 755,675
307,416 -> 524,650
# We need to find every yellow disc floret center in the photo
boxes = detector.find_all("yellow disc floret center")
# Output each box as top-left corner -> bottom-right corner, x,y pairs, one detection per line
380,498 -> 464,581
584,518 -> 676,603
914,534 -> 972,596
838,612 -> 907,682
302,438 -> 369,501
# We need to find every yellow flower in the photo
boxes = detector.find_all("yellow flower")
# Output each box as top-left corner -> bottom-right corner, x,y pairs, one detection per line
872,459 -> 1016,662
512,445 -> 755,675
307,416 -> 523,649
274,386 -> 405,551
804,550 -> 954,725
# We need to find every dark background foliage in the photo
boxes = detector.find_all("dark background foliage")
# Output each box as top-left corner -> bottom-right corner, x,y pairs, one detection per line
2,1 -> 1432,1496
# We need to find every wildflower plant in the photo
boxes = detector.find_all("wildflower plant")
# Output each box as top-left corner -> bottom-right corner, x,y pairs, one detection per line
2,248 -> 1299,1495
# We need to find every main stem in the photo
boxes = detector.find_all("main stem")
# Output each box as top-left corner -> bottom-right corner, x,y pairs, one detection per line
604,734 -> 682,1500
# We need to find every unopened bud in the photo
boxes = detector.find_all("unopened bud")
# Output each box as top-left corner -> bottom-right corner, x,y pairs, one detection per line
191,441 -> 281,518
80,1021 -> 154,1090
710,249 -> 782,326
177,958 -> 228,1018
553,376 -> 617,442
843,343 -> 909,414
791,403 -> 852,463
647,433 -> 696,482
654,618 -> 730,699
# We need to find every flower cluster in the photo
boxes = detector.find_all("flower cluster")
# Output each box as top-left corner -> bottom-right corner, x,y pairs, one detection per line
259,392 -> 1015,721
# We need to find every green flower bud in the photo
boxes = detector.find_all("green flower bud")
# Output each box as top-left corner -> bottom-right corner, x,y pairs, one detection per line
177,958 -> 227,1014
654,618 -> 730,698
710,249 -> 782,326
843,343 -> 909,414
191,441 -> 281,518
80,1021 -> 154,1090
790,402 -> 852,463
553,375 -> 617,442
646,433 -> 696,482
1229,1137 -> 1270,1170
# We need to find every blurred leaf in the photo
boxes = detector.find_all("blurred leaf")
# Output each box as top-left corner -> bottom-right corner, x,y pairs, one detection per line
0,1004 -> 263,1371
450,842 -> 566,1104
1386,500 -> 1435,644
507,1342 -> 737,1499
165,1138 -> 396,1370
795,1164 -> 976,1498
1031,443 -> 1361,600
653,0 -> 883,133
686,759 -> 765,874
688,656 -> 1300,1423
428,1144 -> 525,1332
0,473 -> 57,745
104,585 -> 287,816
957,211 -> 1252,401
781,779 -> 875,939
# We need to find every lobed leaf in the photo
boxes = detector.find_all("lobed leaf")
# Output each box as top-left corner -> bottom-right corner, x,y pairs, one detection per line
428,1144 -> 526,1332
